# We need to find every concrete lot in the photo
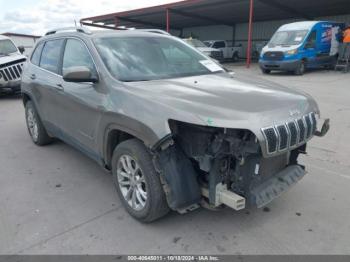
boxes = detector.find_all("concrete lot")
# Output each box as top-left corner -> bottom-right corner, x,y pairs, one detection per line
1,64 -> 350,255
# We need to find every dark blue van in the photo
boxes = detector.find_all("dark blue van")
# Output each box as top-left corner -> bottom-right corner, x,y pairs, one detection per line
259,21 -> 344,75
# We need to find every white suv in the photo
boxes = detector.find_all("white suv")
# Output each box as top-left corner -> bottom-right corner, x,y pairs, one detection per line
0,35 -> 26,94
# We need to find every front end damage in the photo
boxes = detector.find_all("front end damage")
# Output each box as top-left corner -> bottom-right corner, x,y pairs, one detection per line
153,118 -> 329,213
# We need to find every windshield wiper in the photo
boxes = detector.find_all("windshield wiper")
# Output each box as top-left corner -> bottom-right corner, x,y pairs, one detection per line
0,52 -> 9,56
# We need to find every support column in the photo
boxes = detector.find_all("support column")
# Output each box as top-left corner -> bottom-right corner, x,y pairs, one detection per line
246,0 -> 254,68
115,17 -> 118,29
166,8 -> 170,32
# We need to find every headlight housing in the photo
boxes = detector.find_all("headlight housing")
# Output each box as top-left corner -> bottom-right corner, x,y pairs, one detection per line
285,49 -> 298,56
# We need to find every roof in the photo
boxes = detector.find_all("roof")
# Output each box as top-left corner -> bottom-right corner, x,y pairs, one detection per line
39,28 -> 172,42
2,32 -> 41,38
278,21 -> 321,31
80,0 -> 350,30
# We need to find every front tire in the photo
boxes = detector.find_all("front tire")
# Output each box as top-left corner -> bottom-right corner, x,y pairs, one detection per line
295,60 -> 306,75
112,139 -> 169,223
25,101 -> 53,146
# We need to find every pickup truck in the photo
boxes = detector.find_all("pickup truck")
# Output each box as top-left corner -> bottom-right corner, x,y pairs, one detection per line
183,38 -> 224,62
0,35 -> 26,93
204,40 -> 242,61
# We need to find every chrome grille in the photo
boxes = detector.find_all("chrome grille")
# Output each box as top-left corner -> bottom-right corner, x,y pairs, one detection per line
0,62 -> 24,82
276,124 -> 288,151
297,118 -> 306,143
262,112 -> 317,155
287,121 -> 298,147
263,127 -> 278,153
304,114 -> 312,139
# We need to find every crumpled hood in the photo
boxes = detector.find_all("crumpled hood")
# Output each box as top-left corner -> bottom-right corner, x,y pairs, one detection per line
0,53 -> 26,64
120,72 -> 319,157
125,73 -> 318,128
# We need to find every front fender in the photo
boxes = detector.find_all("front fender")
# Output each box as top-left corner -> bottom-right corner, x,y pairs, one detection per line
99,112 -> 162,165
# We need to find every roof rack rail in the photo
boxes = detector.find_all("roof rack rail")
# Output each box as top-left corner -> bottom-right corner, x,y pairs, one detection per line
45,27 -> 92,36
129,29 -> 170,35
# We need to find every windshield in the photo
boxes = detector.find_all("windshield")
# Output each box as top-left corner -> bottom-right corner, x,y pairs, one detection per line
269,30 -> 308,46
184,39 -> 207,48
94,36 -> 224,82
0,39 -> 18,55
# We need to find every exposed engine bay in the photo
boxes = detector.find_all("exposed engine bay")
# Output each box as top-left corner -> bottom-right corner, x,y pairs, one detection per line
155,120 -> 309,212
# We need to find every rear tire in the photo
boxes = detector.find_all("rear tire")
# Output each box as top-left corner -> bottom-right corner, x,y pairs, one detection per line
112,139 -> 169,223
295,61 -> 306,75
25,101 -> 53,146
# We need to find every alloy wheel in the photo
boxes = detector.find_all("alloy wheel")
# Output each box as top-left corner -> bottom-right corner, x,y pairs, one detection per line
27,108 -> 39,142
116,155 -> 147,211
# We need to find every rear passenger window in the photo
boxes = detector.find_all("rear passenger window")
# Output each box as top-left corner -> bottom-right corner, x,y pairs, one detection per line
40,39 -> 64,74
31,42 -> 44,66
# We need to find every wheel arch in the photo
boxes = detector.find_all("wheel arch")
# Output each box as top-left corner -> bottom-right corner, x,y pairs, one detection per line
102,121 -> 160,169
22,92 -> 32,106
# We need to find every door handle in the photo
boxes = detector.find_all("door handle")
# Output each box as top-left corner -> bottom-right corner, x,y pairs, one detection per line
30,74 -> 36,80
55,83 -> 64,91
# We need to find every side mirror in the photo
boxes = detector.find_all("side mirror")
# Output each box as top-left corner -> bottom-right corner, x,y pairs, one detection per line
18,46 -> 25,54
63,66 -> 98,83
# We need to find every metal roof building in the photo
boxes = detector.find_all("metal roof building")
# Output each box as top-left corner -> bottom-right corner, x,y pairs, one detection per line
81,0 -> 350,66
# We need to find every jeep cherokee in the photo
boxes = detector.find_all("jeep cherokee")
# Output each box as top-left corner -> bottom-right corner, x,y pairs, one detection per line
21,27 -> 329,222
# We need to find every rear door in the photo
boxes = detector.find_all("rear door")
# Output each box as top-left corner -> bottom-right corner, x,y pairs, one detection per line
58,38 -> 103,158
32,39 -> 65,132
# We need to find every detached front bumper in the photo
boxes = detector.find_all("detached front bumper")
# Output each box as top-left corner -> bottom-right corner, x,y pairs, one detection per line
250,165 -> 306,208
259,59 -> 301,72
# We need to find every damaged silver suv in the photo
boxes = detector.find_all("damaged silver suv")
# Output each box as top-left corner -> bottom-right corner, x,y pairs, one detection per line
21,27 -> 329,222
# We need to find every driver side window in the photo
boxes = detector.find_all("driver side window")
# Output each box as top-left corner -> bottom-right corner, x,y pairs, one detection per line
305,31 -> 317,49
62,39 -> 97,77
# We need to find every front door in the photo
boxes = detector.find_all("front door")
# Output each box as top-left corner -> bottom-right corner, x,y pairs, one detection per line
302,30 -> 318,67
58,38 -> 103,158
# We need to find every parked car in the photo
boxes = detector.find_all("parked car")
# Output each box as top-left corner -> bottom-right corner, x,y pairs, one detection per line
204,40 -> 242,61
183,38 -> 224,62
259,21 -> 345,75
0,35 -> 26,93
22,27 -> 329,222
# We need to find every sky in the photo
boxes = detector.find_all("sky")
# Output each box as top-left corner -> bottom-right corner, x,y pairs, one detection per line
0,0 -> 176,35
